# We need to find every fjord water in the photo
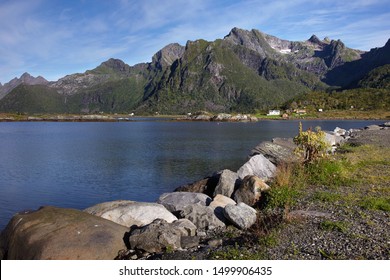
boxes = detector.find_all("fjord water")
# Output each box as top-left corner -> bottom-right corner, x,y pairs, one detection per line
0,119 -> 384,230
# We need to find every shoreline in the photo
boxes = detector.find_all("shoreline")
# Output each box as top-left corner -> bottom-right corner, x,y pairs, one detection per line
0,112 -> 389,122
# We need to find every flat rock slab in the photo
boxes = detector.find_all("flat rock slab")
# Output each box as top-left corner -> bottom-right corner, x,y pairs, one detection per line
84,200 -> 177,227
250,141 -> 298,165
1,206 -> 129,260
237,154 -> 276,180
272,137 -> 297,150
157,192 -> 212,213
223,202 -> 257,229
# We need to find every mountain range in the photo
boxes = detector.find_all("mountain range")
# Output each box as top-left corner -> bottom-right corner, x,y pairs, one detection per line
0,27 -> 389,114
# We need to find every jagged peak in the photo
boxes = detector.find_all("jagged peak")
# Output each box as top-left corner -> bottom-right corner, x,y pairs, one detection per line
19,72 -> 48,84
152,43 -> 185,68
101,58 -> 127,68
20,72 -> 32,79
308,35 -> 323,45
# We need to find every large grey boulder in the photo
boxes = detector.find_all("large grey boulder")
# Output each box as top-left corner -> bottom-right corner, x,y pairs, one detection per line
129,219 -> 183,253
157,192 -> 212,213
1,206 -> 129,259
209,194 -> 237,224
84,200 -> 177,227
223,203 -> 257,230
237,154 -> 276,180
213,169 -> 240,198
250,141 -> 298,165
233,175 -> 270,206
180,204 -> 225,231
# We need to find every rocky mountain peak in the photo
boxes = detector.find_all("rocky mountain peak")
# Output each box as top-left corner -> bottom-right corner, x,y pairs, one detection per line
0,72 -> 48,99
100,58 -> 130,73
224,27 -> 273,58
308,35 -> 322,44
152,43 -> 185,68
19,72 -> 48,85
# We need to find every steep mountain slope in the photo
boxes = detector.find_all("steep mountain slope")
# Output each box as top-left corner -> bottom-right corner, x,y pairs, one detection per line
324,39 -> 390,87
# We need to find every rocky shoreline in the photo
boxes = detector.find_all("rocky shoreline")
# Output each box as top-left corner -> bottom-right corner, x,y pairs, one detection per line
0,122 -> 389,260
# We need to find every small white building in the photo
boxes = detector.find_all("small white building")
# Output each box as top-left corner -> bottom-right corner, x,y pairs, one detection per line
267,110 -> 281,116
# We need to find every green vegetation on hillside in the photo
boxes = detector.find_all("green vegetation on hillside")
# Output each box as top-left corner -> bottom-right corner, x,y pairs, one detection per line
0,84 -> 67,114
284,88 -> 390,112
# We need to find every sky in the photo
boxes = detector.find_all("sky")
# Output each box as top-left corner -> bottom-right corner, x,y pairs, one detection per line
0,0 -> 389,84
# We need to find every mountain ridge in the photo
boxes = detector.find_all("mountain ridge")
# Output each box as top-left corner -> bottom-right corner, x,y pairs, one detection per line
0,27 -> 389,114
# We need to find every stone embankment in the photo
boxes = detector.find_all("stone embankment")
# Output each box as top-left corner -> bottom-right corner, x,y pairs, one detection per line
0,122 -> 388,259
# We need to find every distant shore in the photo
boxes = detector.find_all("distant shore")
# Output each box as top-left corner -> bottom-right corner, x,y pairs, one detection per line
0,110 -> 389,122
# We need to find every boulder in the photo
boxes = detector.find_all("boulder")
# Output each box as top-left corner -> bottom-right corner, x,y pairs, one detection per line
272,137 -> 297,150
209,194 -> 237,224
209,194 -> 236,210
84,200 -> 177,227
180,204 -> 225,231
194,115 -> 211,121
250,141 -> 298,165
128,219 -> 183,253
334,127 -> 347,136
233,175 -> 270,206
365,124 -> 382,130
237,154 -> 276,180
324,132 -> 345,146
213,169 -> 240,198
157,192 -> 212,213
128,218 -> 198,253
181,236 -> 200,249
213,113 -> 232,121
171,219 -> 197,236
1,206 -> 129,260
223,203 -> 257,230
174,174 -> 220,197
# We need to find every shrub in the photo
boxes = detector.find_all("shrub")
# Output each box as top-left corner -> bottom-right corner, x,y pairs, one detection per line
293,122 -> 330,163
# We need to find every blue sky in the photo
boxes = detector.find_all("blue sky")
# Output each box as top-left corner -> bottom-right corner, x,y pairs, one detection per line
0,0 -> 389,84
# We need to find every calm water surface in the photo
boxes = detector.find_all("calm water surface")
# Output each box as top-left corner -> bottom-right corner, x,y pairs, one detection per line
0,119 -> 384,229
